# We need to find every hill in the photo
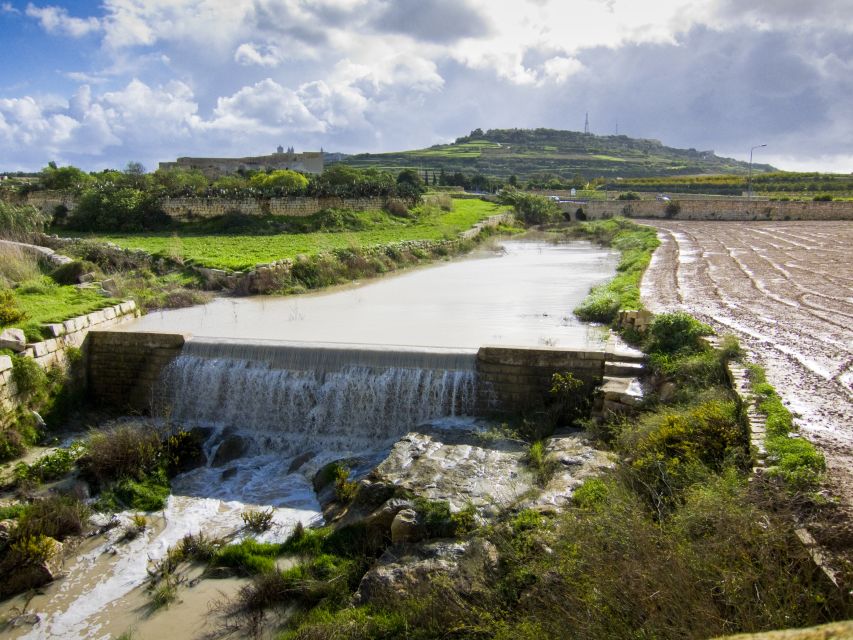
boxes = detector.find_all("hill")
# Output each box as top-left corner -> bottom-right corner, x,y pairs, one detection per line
337,128 -> 776,180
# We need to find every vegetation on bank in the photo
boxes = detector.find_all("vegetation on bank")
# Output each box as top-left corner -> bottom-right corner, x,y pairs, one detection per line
560,217 -> 660,323
89,198 -> 508,271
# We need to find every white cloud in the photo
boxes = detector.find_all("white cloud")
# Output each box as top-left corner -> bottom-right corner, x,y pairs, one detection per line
234,42 -> 282,67
207,79 -> 326,134
2,3 -> 20,14
542,56 -> 584,84
25,3 -> 101,37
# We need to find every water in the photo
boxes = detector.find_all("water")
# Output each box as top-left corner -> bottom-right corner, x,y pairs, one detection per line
158,340 -> 479,455
122,239 -> 619,349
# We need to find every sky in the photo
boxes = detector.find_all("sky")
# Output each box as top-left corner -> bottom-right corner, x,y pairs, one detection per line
0,0 -> 851,173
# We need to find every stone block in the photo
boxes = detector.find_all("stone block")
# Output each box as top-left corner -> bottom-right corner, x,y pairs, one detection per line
0,355 -> 12,373
0,328 -> 26,352
45,323 -> 65,337
31,341 -> 49,358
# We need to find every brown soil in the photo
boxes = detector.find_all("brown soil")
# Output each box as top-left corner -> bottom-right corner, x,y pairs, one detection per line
640,220 -> 853,564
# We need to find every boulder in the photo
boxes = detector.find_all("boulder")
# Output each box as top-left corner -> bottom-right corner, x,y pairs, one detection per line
390,508 -> 421,544
211,434 -> 248,467
0,538 -> 64,599
0,328 -> 27,352
101,278 -> 120,296
354,538 -> 498,605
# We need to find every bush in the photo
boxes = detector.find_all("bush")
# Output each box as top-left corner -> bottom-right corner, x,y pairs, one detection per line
50,260 -> 102,285
0,289 -> 26,325
17,494 -> 91,540
500,190 -> 560,225
620,400 -> 747,509
646,312 -> 713,355
79,423 -> 162,486
664,200 -> 682,217
242,508 -> 275,532
617,192 -> 641,200
11,355 -> 48,398
0,202 -> 49,239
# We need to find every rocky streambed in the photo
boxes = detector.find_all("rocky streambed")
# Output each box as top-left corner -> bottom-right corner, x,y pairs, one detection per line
0,421 -> 613,639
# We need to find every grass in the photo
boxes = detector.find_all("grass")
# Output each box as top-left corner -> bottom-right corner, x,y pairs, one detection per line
563,218 -> 660,323
88,199 -> 507,271
747,364 -> 826,492
3,277 -> 119,330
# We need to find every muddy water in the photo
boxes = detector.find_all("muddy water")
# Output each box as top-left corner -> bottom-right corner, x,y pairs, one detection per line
120,238 -> 619,349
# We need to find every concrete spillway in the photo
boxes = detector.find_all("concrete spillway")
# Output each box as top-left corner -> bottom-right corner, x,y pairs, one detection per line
157,339 -> 479,455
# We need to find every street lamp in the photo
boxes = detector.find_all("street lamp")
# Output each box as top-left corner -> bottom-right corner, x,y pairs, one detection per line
747,144 -> 767,201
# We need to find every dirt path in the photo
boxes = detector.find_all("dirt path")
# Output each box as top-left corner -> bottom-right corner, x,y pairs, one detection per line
640,220 -> 853,524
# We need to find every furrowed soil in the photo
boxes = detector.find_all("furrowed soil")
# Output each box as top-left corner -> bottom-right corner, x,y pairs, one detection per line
640,220 -> 853,547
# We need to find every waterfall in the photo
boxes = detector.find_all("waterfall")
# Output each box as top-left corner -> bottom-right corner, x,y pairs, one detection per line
157,338 -> 479,456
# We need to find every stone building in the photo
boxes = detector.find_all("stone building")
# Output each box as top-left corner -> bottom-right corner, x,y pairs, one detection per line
158,147 -> 324,177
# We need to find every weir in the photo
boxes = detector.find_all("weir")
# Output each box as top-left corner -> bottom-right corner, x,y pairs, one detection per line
86,331 -> 615,441
157,339 -> 478,455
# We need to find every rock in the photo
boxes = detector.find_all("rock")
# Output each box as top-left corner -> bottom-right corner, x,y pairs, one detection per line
390,508 -> 421,544
659,381 -> 677,403
354,538 -> 498,605
8,613 -> 40,628
0,538 -> 64,599
371,427 -> 533,513
101,278 -> 120,296
0,328 -> 27,352
0,518 -> 17,544
211,433 -> 247,467
287,450 -> 316,474
79,272 -> 97,283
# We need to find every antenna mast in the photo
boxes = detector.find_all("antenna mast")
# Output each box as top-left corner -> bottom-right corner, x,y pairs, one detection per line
584,112 -> 590,135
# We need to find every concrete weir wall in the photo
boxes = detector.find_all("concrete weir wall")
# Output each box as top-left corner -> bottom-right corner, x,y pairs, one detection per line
86,331 -> 187,413
477,346 -> 605,412
85,332 -> 609,416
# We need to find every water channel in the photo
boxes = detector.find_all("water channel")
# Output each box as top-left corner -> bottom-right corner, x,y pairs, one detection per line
7,238 -> 619,639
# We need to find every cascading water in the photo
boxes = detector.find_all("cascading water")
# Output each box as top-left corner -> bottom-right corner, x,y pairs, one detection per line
157,338 -> 480,456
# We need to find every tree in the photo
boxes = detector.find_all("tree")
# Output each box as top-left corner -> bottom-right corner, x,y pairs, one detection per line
249,169 -> 309,193
40,164 -> 91,193
396,168 -> 426,202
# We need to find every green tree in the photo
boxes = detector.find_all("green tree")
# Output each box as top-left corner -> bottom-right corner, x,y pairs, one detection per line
40,164 -> 91,193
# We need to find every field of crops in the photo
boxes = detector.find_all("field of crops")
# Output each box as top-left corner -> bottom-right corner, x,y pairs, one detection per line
96,199 -> 508,271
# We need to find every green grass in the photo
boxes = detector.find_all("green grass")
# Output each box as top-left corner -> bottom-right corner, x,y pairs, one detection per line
3,277 -> 119,329
563,218 -> 660,323
90,199 -> 507,271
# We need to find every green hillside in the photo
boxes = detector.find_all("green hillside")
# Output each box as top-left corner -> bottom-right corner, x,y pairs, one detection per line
338,128 -> 775,180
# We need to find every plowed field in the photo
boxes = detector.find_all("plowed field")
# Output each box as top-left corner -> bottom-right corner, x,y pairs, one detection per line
641,220 -> 853,520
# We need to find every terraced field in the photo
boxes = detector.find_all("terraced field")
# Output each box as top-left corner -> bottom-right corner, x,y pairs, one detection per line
641,220 -> 853,523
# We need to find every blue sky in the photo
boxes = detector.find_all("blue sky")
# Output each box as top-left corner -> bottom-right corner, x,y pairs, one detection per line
1,0 -> 851,173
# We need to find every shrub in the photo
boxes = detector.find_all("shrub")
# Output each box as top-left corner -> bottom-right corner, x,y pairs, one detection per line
572,477 -> 610,509
7,534 -> 57,567
242,508 -> 275,532
646,311 -> 713,355
0,289 -> 26,325
17,494 -> 91,540
527,440 -> 556,486
0,202 -> 49,239
334,466 -> 358,503
11,355 -> 48,398
500,190 -> 560,225
79,423 -> 162,485
617,192 -> 641,200
50,260 -> 102,285
765,436 -> 825,491
97,472 -> 170,511
664,200 -> 682,217
14,441 -> 84,484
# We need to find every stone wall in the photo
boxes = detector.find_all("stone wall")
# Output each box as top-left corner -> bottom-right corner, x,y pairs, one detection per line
0,301 -> 139,426
160,196 -> 405,221
476,346 -> 606,413
86,331 -> 188,414
563,198 -> 853,221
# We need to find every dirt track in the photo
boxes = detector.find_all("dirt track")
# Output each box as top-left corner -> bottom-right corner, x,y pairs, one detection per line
640,220 -> 853,518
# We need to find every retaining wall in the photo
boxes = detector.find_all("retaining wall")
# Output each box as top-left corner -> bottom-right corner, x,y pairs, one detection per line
0,301 -> 139,426
562,198 -> 853,221
159,196 -> 408,221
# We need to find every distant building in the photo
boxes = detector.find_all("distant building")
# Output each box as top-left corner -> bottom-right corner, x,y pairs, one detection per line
159,147 -> 324,177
